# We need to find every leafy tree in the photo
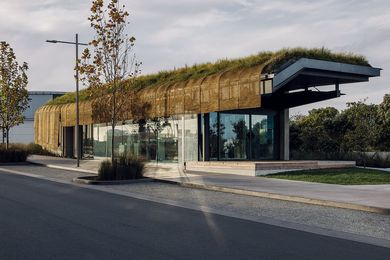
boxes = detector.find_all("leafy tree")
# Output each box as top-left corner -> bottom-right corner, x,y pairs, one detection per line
80,0 -> 141,161
295,107 -> 340,153
341,100 -> 380,153
377,94 -> 390,150
290,95 -> 389,162
378,94 -> 390,122
0,42 -> 29,149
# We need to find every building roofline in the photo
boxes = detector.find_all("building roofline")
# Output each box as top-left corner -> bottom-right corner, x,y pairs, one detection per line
28,91 -> 67,95
272,58 -> 381,93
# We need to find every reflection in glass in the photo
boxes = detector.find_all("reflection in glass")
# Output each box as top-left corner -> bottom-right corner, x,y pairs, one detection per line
177,115 -> 198,163
91,112 -> 275,162
156,118 -> 178,162
251,115 -> 274,159
93,124 -> 109,157
209,112 -> 219,160
92,117 -> 181,162
219,114 -> 249,160
82,124 -> 94,158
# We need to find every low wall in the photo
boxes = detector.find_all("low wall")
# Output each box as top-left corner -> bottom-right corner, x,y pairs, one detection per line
186,160 -> 356,176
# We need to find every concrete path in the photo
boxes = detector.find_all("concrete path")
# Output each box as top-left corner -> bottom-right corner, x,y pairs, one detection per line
28,155 -> 101,174
27,155 -> 390,214
168,172 -> 390,214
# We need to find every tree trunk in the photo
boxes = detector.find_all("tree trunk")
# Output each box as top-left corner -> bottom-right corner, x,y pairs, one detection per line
2,128 -> 4,144
6,127 -> 9,150
111,91 -> 116,163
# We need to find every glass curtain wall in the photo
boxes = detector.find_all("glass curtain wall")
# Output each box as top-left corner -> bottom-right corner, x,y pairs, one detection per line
209,112 -> 219,160
82,124 -> 94,159
207,112 -> 275,160
93,124 -> 110,157
177,114 -> 198,164
219,114 -> 250,160
251,115 -> 274,159
92,116 -> 184,163
90,112 -> 274,161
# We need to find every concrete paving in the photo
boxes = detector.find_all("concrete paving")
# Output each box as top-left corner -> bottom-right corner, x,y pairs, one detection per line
27,155 -> 390,214
171,172 -> 390,213
28,155 -> 101,174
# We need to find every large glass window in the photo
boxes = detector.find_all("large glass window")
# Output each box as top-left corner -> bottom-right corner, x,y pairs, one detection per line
93,124 -> 109,157
206,112 -> 276,161
156,118 -> 178,162
209,112 -> 219,160
251,115 -> 274,159
92,117 -> 180,162
178,115 -> 198,163
219,114 -> 250,160
82,124 -> 94,159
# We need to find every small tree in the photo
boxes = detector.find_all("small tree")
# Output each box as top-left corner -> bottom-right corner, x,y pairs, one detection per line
342,101 -> 379,151
0,42 -> 29,149
341,100 -> 380,166
377,94 -> 390,151
80,0 -> 141,162
297,107 -> 340,154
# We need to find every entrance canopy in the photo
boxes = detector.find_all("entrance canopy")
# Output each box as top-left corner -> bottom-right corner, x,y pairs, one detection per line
262,58 -> 381,109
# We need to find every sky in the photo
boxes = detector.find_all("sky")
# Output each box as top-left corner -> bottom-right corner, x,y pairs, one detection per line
0,0 -> 389,115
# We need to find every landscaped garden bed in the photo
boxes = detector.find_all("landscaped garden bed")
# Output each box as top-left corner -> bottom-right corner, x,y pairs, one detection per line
73,154 -> 147,185
263,167 -> 390,185
73,175 -> 152,185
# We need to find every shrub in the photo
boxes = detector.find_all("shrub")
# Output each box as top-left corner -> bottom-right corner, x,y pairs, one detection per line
26,143 -> 57,156
0,143 -> 57,156
98,154 -> 145,181
355,153 -> 390,168
0,145 -> 29,163
290,150 -> 390,168
98,160 -> 116,180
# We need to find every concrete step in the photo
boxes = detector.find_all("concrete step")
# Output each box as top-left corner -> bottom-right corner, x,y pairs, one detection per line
187,160 -> 356,176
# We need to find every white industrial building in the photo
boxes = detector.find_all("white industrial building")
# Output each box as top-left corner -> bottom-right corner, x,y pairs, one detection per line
6,91 -> 66,144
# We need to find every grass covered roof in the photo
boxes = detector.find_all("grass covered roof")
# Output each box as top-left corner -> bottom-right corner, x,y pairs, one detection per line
48,47 -> 369,105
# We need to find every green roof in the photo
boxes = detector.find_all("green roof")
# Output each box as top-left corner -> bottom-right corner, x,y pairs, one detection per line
48,47 -> 369,105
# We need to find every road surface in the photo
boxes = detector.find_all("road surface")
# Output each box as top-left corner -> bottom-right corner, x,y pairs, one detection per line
0,170 -> 389,259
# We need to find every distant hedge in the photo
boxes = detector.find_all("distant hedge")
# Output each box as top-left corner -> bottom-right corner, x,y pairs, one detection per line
0,147 -> 28,163
0,143 -> 58,163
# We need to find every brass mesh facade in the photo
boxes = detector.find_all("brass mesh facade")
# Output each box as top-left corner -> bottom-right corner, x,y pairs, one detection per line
35,65 -> 264,151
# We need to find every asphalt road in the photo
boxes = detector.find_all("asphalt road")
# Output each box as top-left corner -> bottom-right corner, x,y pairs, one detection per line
0,171 -> 389,260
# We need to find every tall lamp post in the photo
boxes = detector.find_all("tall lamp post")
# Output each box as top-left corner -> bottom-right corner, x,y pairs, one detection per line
46,34 -> 88,167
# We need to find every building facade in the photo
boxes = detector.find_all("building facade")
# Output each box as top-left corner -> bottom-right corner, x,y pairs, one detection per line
34,53 -> 380,164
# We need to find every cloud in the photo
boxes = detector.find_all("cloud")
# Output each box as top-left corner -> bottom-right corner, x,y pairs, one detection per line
0,0 -> 388,113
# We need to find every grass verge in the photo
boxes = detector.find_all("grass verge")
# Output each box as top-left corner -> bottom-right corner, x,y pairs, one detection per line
263,167 -> 390,185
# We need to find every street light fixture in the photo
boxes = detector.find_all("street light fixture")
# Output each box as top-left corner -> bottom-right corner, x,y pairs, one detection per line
46,34 -> 88,167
